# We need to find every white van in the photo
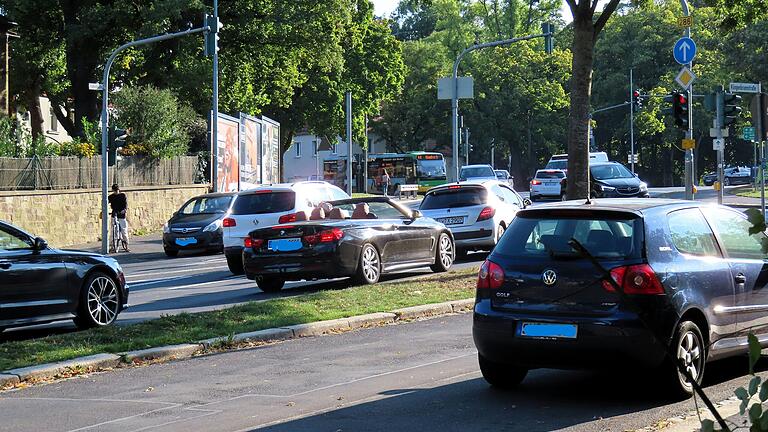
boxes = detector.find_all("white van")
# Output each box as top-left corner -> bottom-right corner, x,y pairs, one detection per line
544,152 -> 608,171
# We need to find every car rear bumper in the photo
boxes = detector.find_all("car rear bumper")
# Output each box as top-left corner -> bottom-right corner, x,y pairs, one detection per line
472,300 -> 667,369
450,220 -> 496,249
242,242 -> 360,281
163,231 -> 223,251
530,185 -> 562,197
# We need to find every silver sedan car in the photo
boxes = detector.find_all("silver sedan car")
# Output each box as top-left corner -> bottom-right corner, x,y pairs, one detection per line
419,180 -> 529,257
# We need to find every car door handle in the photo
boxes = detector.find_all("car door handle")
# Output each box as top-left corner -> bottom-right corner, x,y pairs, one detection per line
735,274 -> 747,285
0,261 -> 10,270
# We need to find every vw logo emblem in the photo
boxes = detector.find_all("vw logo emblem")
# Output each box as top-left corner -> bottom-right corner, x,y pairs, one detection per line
280,230 -> 286,236
542,269 -> 557,286
253,219 -> 260,226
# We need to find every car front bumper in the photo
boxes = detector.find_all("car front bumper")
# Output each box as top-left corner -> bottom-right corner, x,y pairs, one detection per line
472,300 -> 667,370
163,230 -> 223,251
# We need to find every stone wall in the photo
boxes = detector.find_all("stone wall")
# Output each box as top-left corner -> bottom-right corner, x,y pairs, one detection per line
0,185 -> 210,247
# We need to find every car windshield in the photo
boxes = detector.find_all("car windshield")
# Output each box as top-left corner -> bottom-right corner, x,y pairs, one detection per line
591,164 -> 634,180
495,171 -> 508,179
179,196 -> 233,215
460,166 -> 494,180
420,187 -> 487,210
536,171 -> 565,179
417,159 -> 446,179
232,191 -> 295,215
495,212 -> 643,260
545,160 -> 568,170
329,200 -> 408,220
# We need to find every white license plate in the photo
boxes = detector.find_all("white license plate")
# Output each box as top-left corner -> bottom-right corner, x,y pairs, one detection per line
268,238 -> 302,252
520,322 -> 577,339
436,216 -> 464,225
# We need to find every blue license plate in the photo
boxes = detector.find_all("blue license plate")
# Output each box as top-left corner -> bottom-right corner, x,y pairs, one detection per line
520,322 -> 577,339
175,237 -> 198,247
268,238 -> 303,252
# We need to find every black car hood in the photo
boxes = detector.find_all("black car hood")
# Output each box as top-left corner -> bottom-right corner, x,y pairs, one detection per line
168,213 -> 224,228
593,177 -> 641,188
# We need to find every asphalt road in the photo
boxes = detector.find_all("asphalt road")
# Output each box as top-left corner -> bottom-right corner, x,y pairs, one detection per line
1,313 -> 764,432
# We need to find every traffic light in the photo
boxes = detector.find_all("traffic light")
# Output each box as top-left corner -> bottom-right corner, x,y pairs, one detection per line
664,92 -> 688,129
107,126 -> 127,167
541,22 -> 554,54
632,90 -> 643,111
203,14 -> 223,57
722,92 -> 742,127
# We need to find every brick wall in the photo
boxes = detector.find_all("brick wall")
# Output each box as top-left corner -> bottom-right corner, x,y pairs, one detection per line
0,185 -> 210,247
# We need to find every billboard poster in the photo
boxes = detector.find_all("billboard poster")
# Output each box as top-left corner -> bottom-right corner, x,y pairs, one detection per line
239,115 -> 262,189
216,114 -> 240,192
262,116 -> 280,184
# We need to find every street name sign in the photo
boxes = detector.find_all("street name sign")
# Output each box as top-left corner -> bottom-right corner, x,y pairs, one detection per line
675,67 -> 696,90
437,77 -> 474,100
673,37 -> 697,64
730,82 -> 760,93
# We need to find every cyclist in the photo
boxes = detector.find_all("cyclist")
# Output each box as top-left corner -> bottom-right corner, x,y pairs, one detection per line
108,184 -> 130,252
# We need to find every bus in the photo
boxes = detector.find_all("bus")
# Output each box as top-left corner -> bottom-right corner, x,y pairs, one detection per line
367,152 -> 447,194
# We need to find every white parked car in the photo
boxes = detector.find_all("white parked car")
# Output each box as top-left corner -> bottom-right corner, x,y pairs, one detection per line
459,164 -> 497,182
544,152 -> 609,172
223,181 -> 350,274
529,169 -> 566,201
419,180 -> 529,257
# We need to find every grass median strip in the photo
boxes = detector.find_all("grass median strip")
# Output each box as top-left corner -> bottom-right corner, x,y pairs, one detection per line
0,268 -> 478,371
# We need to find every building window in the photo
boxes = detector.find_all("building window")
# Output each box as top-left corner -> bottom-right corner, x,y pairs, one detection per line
49,107 -> 58,132
295,142 -> 301,158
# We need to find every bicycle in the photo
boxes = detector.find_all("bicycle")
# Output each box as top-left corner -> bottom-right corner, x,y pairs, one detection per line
109,214 -> 129,253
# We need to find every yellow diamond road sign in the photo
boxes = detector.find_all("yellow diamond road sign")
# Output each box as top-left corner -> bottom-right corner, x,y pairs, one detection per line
675,67 -> 696,91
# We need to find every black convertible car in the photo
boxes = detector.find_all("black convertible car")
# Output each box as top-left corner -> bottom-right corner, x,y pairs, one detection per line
242,197 -> 455,292
0,220 -> 129,332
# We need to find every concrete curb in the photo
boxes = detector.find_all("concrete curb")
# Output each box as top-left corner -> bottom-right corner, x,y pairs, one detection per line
5,353 -> 121,383
122,343 -> 203,364
392,303 -> 454,320
1,299 -> 474,388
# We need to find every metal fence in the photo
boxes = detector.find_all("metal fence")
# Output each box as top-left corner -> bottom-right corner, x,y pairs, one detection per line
0,156 -> 202,191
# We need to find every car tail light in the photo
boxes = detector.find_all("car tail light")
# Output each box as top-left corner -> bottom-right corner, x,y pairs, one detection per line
223,218 -> 236,227
477,206 -> 496,221
303,228 -> 344,246
530,180 -> 542,185
602,264 -> 664,295
449,185 -> 461,189
477,259 -> 504,290
279,213 -> 297,224
244,237 -> 264,249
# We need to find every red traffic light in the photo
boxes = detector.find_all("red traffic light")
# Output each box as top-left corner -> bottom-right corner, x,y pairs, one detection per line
633,90 -> 640,98
677,94 -> 687,104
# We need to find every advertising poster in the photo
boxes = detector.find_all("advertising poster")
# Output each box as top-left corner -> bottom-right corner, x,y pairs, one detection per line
216,114 -> 240,192
240,115 -> 262,189
262,116 -> 280,184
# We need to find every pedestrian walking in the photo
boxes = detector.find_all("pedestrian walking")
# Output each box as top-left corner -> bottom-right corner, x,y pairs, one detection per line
381,169 -> 390,197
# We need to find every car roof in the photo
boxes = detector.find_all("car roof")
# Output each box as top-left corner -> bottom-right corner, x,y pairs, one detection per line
427,180 -> 506,192
461,164 -> 494,169
520,198 -> 704,216
236,181 -> 338,196
535,169 -> 565,174
195,192 -> 237,199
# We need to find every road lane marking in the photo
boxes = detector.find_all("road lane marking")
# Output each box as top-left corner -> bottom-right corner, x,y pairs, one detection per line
126,265 -> 227,281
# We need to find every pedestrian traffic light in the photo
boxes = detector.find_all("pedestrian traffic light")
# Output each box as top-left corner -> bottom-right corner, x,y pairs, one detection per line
632,90 -> 643,111
722,92 -> 742,127
664,92 -> 688,129
107,126 -> 127,167
203,14 -> 223,57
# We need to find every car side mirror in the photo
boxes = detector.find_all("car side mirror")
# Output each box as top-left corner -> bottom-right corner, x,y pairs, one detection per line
411,210 -> 423,219
634,172 -> 639,177
523,198 -> 532,207
33,237 -> 48,251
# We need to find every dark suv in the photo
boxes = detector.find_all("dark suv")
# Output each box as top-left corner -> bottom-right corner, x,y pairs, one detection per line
473,199 -> 768,396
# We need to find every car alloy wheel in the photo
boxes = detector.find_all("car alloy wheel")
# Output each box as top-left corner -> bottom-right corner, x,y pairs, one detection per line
356,244 -> 381,284
678,330 -> 704,385
496,224 -> 505,244
667,320 -> 706,397
431,233 -> 454,273
724,177 -> 731,186
86,275 -> 120,326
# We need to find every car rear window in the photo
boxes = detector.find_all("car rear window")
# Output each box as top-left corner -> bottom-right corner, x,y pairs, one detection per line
545,160 -> 568,170
420,187 -> 488,209
536,171 -> 565,179
494,211 -> 643,260
460,166 -> 494,179
232,191 -> 296,215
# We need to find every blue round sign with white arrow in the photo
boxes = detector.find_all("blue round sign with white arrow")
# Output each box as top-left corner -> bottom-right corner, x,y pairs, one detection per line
673,37 -> 697,64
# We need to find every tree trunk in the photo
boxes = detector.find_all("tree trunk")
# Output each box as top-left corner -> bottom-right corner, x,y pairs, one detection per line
62,1 -> 99,138
565,17 -> 596,200
27,78 -> 44,142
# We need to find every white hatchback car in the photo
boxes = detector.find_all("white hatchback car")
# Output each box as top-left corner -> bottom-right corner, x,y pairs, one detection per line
223,181 -> 350,274
529,169 -> 566,201
419,180 -> 528,257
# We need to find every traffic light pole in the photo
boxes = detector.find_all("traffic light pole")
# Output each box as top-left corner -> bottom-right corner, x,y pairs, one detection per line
451,28 -> 553,181
212,0 -> 220,192
679,0 -> 694,201
98,26 -> 208,254
629,69 -> 635,173
715,88 -> 724,205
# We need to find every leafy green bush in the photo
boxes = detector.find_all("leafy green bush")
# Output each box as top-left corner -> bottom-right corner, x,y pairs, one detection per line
113,85 -> 198,159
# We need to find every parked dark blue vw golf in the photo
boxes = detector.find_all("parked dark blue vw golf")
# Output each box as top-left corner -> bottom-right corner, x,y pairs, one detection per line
473,198 -> 768,396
